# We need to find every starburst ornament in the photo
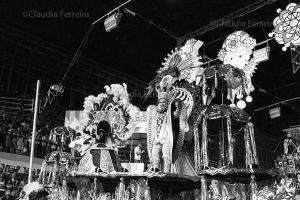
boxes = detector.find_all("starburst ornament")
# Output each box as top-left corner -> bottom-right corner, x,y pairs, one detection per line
269,3 -> 300,51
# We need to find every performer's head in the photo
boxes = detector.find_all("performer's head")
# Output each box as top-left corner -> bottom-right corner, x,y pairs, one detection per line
156,75 -> 173,113
157,97 -> 168,113
96,121 -> 112,143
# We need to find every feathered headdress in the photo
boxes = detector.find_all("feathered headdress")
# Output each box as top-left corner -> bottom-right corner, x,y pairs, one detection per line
145,39 -> 203,100
18,182 -> 49,200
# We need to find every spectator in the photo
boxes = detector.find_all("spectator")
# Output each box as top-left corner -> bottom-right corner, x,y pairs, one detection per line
34,133 -> 42,157
0,127 -> 5,152
16,135 -> 24,154
16,127 -> 24,153
0,114 -> 60,158
22,139 -> 29,155
11,131 -> 17,153
134,143 -> 144,163
27,136 -> 32,154
5,126 -> 12,152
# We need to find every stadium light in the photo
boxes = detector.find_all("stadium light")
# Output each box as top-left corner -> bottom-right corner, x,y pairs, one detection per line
104,13 -> 122,32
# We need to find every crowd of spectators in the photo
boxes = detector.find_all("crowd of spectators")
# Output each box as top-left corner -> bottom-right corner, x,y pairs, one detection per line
0,118 -> 31,155
0,167 -> 25,200
0,117 -> 56,199
0,117 -> 63,158
0,165 -> 40,200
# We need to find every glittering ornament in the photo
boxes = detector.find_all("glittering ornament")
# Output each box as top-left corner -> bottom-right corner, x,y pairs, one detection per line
218,31 -> 256,68
237,100 -> 246,109
269,3 -> 300,51
237,94 -> 243,99
246,96 -> 253,103
217,31 -> 260,104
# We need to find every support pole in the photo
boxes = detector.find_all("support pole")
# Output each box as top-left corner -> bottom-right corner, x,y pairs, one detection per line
28,80 -> 40,183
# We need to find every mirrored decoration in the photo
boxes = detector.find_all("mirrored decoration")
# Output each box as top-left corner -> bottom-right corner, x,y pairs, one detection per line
269,3 -> 300,51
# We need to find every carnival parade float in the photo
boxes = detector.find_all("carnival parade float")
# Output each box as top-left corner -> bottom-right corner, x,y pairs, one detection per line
18,2 -> 300,200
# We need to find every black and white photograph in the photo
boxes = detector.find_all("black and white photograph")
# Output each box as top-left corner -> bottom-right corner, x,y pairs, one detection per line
0,0 -> 300,199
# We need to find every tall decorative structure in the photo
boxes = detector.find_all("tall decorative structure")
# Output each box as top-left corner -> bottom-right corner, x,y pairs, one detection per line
191,30 -> 273,199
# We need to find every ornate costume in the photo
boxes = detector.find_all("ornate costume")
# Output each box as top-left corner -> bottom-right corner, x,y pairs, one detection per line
69,83 -> 139,174
145,39 -> 202,173
146,75 -> 191,172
